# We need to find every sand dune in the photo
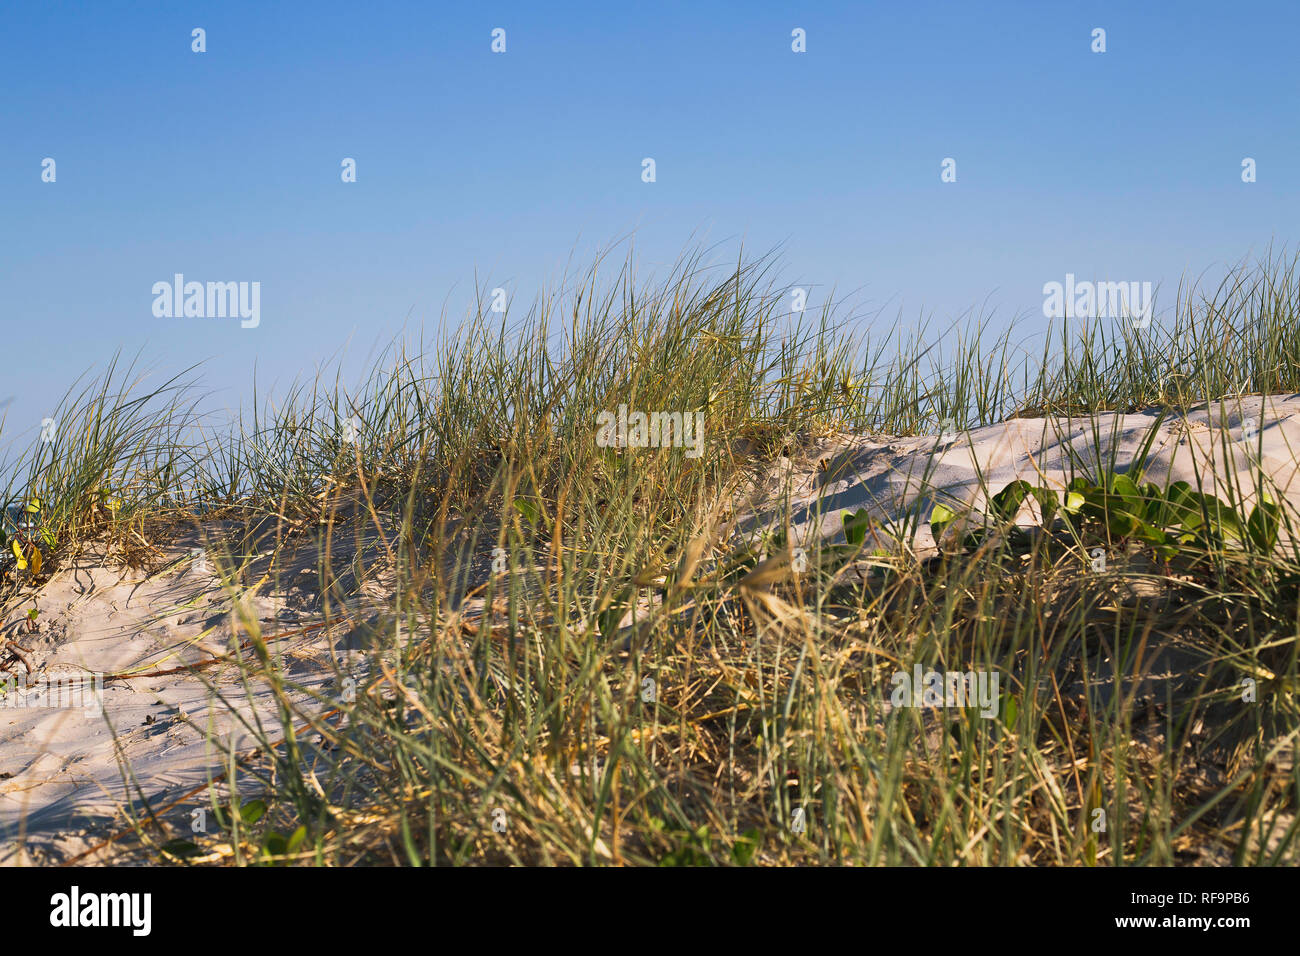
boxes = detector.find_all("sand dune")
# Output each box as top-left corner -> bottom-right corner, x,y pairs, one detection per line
0,524 -> 394,864
761,395 -> 1300,552
6,395 -> 1300,863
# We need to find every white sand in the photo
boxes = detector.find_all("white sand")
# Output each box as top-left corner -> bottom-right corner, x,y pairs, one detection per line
0,525 -> 392,864
761,395 -> 1300,552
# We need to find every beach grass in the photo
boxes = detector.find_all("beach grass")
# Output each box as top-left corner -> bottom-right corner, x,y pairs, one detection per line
3,242 -> 1300,865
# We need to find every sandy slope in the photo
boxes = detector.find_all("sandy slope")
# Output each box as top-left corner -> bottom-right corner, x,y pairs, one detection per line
0,523 -> 391,864
5,395 -> 1300,864
757,395 -> 1300,552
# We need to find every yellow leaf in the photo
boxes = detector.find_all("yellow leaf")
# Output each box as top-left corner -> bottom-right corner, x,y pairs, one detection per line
12,540 -> 26,571
29,547 -> 42,576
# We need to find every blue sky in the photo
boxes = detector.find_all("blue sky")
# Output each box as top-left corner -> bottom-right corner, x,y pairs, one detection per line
2,1 -> 1297,447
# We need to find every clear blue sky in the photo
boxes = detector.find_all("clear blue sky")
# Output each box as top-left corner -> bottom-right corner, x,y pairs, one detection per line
2,0 -> 1297,447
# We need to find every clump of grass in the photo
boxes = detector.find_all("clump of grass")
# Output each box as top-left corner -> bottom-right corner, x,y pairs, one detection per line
6,241 -> 1300,865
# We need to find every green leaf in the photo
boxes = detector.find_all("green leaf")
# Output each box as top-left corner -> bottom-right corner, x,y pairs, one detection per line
843,508 -> 872,546
1164,481 -> 1202,530
928,503 -> 958,541
1248,499 -> 1280,553
597,603 -> 627,640
1079,487 -> 1110,521
512,498 -> 541,527
1132,519 -> 1167,547
1109,473 -> 1142,509
1193,492 -> 1245,542
262,831 -> 288,856
239,798 -> 268,825
1081,481 -> 1160,543
990,480 -> 1031,521
1105,509 -> 1142,540
731,828 -> 761,866
286,824 -> 308,854
1000,694 -> 1019,728
1138,486 -> 1168,526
